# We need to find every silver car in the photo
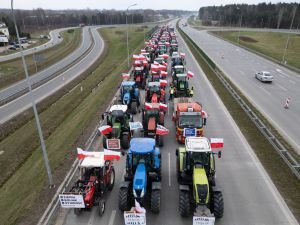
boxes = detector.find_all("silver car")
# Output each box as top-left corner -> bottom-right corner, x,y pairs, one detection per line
255,71 -> 273,83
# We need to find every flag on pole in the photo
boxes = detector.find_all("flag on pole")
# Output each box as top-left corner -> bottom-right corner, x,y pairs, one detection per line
159,79 -> 168,87
135,199 -> 146,213
159,103 -> 168,110
160,71 -> 168,77
187,71 -> 194,78
202,110 -> 208,118
98,125 -> 113,135
210,138 -> 224,148
151,64 -> 159,72
156,125 -> 169,136
122,73 -> 130,79
162,54 -> 169,59
77,148 -> 99,159
104,149 -> 121,161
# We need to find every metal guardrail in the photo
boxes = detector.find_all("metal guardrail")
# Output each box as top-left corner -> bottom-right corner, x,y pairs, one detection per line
178,24 -> 300,180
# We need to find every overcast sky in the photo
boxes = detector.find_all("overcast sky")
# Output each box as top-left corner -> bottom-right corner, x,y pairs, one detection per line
2,0 -> 298,11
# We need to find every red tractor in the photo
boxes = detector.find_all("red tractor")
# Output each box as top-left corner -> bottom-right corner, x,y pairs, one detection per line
142,103 -> 166,146
145,81 -> 166,103
60,155 -> 115,216
133,67 -> 146,89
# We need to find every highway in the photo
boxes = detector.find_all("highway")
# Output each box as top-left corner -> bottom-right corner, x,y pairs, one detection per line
0,27 -> 75,62
0,26 -> 103,124
53,23 -> 298,225
180,20 -> 300,154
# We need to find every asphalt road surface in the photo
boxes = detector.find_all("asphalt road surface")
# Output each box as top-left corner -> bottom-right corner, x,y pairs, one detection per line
0,26 -> 103,124
180,19 -> 300,154
56,23 -> 298,225
0,27 -> 75,62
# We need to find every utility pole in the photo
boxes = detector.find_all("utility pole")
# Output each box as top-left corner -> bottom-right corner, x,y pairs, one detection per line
126,3 -> 137,68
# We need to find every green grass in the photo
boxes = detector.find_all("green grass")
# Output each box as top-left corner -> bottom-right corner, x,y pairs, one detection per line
178,23 -> 300,222
0,28 -> 81,90
212,30 -> 300,70
0,26 -> 148,225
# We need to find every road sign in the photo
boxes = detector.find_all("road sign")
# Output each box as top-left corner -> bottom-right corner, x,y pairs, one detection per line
59,194 -> 85,208
107,139 -> 121,150
193,216 -> 215,225
184,128 -> 196,137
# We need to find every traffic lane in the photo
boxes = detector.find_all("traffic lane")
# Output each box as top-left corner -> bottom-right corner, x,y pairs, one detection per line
0,27 -> 72,62
181,22 -> 300,153
0,27 -> 103,124
0,27 -> 90,101
176,31 -> 298,224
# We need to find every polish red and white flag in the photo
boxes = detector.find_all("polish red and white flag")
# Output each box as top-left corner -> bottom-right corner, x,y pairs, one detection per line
156,125 -> 169,136
104,149 -> 121,161
180,52 -> 186,58
122,73 -> 130,80
160,71 -> 168,77
143,60 -> 148,67
165,42 -> 170,47
210,138 -> 224,148
159,103 -> 168,110
187,71 -> 194,78
151,64 -> 159,72
132,54 -> 139,60
153,61 -> 159,65
77,148 -> 99,159
98,125 -> 113,135
201,110 -> 208,118
158,64 -> 167,71
162,54 -> 169,59
145,102 -> 153,110
163,62 -> 168,67
159,79 -> 168,87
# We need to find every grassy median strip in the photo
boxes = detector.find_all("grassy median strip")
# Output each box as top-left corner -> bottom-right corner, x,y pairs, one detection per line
0,26 -> 149,225
177,23 -> 300,221
212,30 -> 300,70
0,28 -> 81,90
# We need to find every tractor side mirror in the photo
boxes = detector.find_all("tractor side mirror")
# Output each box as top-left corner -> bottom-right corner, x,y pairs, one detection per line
175,148 -> 178,156
203,118 -> 207,126
218,151 -> 222,158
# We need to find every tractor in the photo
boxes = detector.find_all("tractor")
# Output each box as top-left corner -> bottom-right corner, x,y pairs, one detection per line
173,74 -> 191,97
172,65 -> 185,81
148,71 -> 161,82
158,44 -> 167,55
176,137 -> 223,219
102,105 -> 132,150
120,81 -> 140,114
64,155 -> 115,216
145,81 -> 166,103
142,103 -> 165,146
118,138 -> 161,213
171,55 -> 184,68
133,67 -> 146,89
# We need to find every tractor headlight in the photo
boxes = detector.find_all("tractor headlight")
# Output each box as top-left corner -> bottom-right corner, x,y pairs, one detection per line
140,189 -> 145,198
133,189 -> 137,198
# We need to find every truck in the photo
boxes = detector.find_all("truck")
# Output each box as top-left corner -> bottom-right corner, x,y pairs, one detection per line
173,98 -> 207,144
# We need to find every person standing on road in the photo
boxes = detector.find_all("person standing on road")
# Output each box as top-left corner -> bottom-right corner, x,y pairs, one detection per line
284,97 -> 291,109
169,86 -> 174,100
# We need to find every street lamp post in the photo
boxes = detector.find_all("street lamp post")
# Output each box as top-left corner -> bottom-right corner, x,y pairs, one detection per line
126,3 -> 137,68
11,0 -> 54,187
237,7 -> 243,44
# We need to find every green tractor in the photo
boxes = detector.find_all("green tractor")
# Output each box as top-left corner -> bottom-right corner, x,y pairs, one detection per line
100,105 -> 132,150
173,73 -> 191,97
176,137 -> 224,219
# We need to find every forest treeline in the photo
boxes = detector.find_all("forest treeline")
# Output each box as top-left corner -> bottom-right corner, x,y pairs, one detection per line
198,3 -> 300,29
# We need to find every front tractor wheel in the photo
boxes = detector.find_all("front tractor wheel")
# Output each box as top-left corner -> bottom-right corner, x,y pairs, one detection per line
119,187 -> 130,211
108,168 -> 115,191
179,190 -> 190,217
98,199 -> 105,216
213,191 -> 224,218
150,189 -> 161,213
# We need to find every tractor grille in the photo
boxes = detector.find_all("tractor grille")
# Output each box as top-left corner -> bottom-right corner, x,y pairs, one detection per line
196,184 -> 208,204
135,189 -> 142,197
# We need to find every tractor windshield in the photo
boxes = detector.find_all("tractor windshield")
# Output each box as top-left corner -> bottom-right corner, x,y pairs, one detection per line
123,85 -> 133,92
175,68 -> 184,74
149,85 -> 160,92
179,114 -> 202,128
132,153 -> 152,170
189,152 -> 209,167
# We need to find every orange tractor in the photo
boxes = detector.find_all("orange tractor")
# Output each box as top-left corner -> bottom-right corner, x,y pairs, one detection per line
145,81 -> 166,103
173,98 -> 207,144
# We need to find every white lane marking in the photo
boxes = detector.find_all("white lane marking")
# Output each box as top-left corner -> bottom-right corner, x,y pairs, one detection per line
276,69 -> 291,78
276,68 -> 282,73
288,79 -> 296,84
87,206 -> 96,225
239,70 -> 245,75
108,210 -> 117,225
259,86 -> 271,96
168,152 -> 171,187
0,150 -> 4,155
275,83 -> 287,92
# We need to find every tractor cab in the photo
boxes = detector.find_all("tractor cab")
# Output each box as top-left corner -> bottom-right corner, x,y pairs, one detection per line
170,44 -> 178,55
145,82 -> 165,103
149,72 -> 161,82
142,103 -> 164,137
154,57 -> 165,65
133,67 -> 146,89
171,55 -> 184,68
107,105 -> 130,137
158,45 -> 167,55
172,65 -> 185,80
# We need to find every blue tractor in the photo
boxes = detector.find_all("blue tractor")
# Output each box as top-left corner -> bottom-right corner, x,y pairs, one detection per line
120,81 -> 140,114
118,138 -> 161,213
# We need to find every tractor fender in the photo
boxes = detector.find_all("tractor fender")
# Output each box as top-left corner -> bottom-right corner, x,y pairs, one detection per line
152,182 -> 161,190
179,185 -> 190,192
119,181 -> 131,189
212,186 -> 222,193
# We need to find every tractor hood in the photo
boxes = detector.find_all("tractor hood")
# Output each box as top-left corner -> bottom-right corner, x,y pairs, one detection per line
123,92 -> 131,105
112,123 -> 121,138
193,167 -> 209,205
133,163 -> 147,198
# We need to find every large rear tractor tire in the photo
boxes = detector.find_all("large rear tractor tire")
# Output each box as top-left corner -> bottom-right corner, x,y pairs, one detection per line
98,199 -> 105,216
150,190 -> 161,213
158,136 -> 164,147
179,190 -> 190,217
131,102 -> 137,114
108,168 -> 115,191
121,133 -> 130,149
213,191 -> 224,218
119,188 -> 130,211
